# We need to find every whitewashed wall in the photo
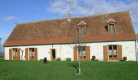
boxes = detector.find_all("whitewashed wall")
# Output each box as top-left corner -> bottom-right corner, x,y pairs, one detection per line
4,41 -> 136,61
137,42 -> 138,56
137,42 -> 138,49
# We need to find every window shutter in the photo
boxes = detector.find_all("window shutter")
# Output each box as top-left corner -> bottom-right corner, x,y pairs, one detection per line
34,48 -> 37,60
117,45 -> 122,61
9,49 -> 12,60
17,48 -> 20,60
25,48 -> 28,60
103,45 -> 108,61
74,47 -> 77,61
86,46 -> 90,61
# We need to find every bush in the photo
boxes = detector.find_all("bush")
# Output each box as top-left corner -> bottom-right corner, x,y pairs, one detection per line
92,56 -> 96,60
66,58 -> 71,61
123,57 -> 127,61
56,57 -> 61,61
40,59 -> 43,61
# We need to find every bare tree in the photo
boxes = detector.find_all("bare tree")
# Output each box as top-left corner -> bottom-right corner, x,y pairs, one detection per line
62,21 -> 87,74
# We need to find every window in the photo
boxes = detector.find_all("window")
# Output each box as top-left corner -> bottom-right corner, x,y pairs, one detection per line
106,18 -> 116,33
13,48 -> 17,58
79,26 -> 85,35
29,48 -> 34,58
79,46 -> 86,58
78,21 -> 87,35
109,45 -> 117,58
109,24 -> 115,33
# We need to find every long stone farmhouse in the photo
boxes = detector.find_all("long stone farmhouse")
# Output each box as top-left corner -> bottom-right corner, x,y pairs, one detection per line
3,11 -> 137,61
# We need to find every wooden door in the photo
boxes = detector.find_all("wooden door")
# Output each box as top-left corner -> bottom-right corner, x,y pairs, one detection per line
51,49 -> 56,61
109,45 -> 117,60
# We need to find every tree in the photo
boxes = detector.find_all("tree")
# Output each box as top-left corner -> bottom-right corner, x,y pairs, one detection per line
63,20 -> 87,74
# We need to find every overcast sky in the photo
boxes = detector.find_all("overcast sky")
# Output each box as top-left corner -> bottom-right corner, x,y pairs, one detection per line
0,0 -> 138,52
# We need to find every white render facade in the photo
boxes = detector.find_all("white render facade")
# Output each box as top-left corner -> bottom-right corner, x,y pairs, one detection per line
4,40 -> 136,61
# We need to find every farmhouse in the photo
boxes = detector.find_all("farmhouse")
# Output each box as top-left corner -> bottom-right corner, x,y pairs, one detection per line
3,11 -> 137,61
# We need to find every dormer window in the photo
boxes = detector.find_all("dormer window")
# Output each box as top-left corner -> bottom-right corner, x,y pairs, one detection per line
109,24 -> 115,33
78,21 -> 87,35
79,26 -> 85,35
106,18 -> 116,33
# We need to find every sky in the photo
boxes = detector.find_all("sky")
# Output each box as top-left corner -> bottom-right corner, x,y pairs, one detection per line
0,0 -> 138,52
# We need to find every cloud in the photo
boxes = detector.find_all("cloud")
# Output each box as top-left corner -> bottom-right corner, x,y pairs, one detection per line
47,0 -> 78,14
47,0 -> 138,26
3,16 -> 15,21
33,7 -> 39,10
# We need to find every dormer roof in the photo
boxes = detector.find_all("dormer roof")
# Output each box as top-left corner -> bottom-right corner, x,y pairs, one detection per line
106,18 -> 116,23
78,21 -> 86,26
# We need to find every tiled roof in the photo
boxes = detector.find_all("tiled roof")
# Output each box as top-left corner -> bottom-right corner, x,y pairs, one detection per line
3,11 -> 136,46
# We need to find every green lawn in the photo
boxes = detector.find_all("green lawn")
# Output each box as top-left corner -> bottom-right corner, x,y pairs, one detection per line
0,60 -> 138,80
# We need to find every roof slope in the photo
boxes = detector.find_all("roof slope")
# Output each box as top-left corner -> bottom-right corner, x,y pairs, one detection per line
3,11 -> 136,46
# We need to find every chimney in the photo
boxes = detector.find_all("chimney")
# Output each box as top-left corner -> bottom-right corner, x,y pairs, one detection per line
67,14 -> 71,21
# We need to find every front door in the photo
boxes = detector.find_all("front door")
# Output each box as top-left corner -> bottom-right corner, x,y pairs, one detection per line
109,45 -> 117,60
79,46 -> 86,61
51,49 -> 56,61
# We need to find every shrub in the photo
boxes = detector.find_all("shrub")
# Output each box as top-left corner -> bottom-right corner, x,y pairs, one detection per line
66,58 -> 71,61
56,57 -> 61,61
92,56 -> 96,60
40,59 -> 43,61
123,57 -> 127,61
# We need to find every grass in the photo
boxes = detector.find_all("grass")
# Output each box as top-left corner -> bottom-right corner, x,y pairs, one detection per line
0,60 -> 138,80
